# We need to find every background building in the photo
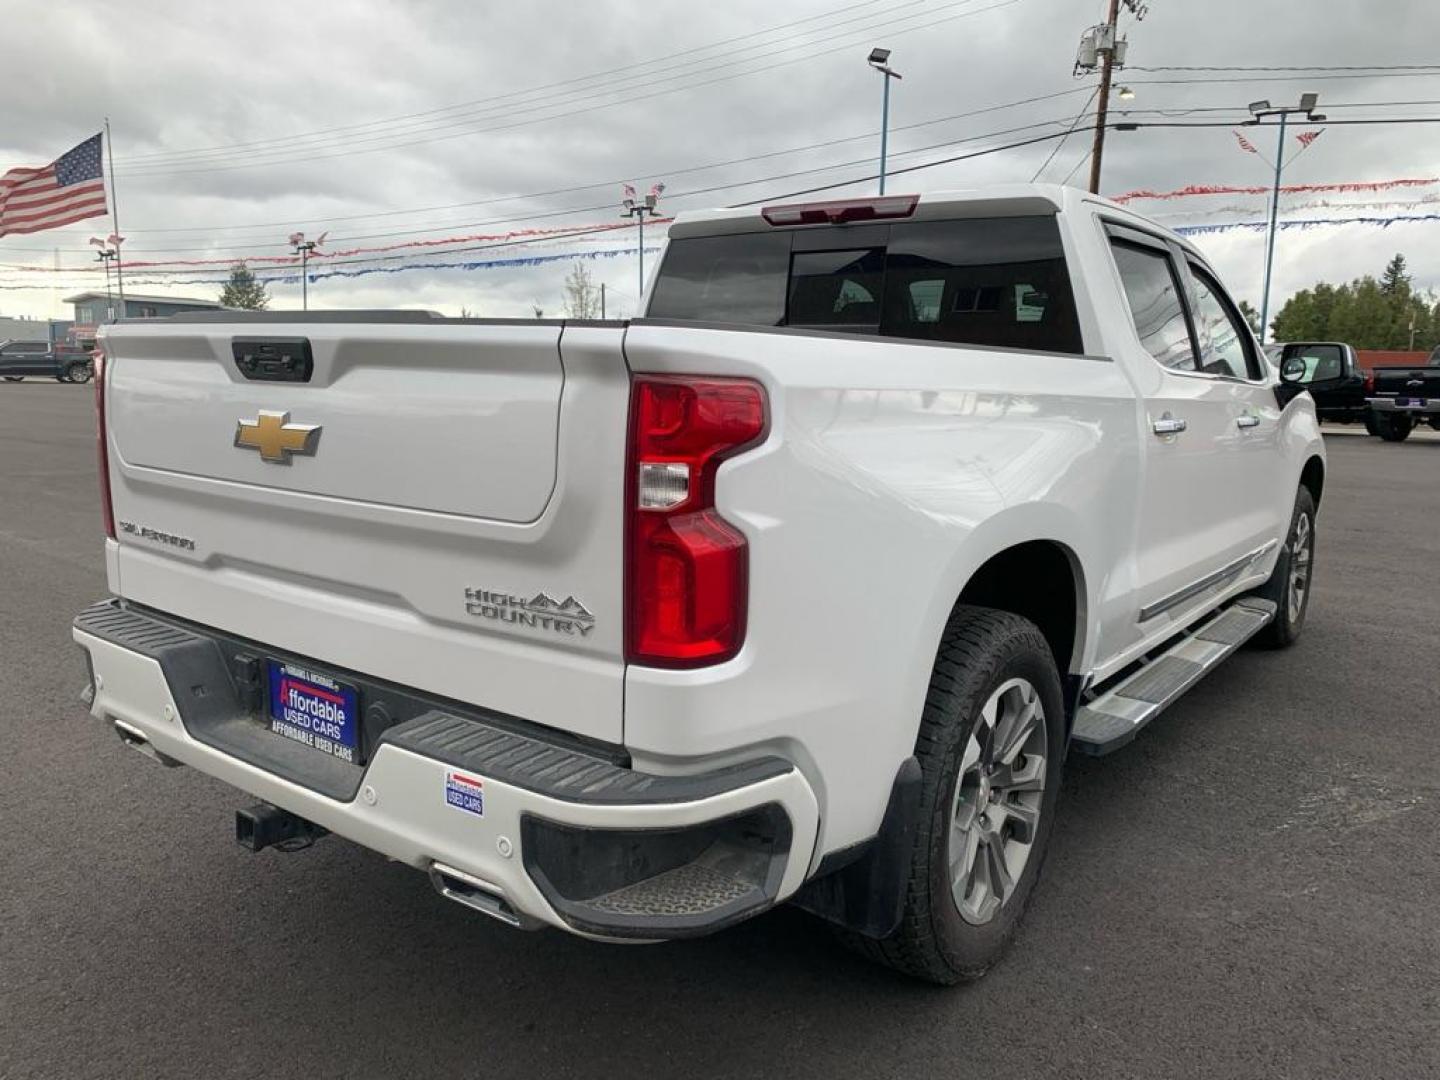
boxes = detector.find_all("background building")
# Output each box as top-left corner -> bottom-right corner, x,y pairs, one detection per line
64,291 -> 225,345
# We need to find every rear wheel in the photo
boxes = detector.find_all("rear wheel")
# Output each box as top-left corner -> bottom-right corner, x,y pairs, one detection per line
840,606 -> 1065,984
1429,417 -> 1440,432
1251,487 -> 1316,648
1363,412 -> 1380,436
1376,413 -> 1413,442
64,360 -> 92,384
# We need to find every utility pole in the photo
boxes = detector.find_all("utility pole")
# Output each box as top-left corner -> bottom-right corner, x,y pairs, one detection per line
600,282 -> 606,320
1074,0 -> 1145,194
1247,94 -> 1325,344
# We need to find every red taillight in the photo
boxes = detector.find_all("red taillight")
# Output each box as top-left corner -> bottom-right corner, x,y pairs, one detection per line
626,376 -> 767,667
760,194 -> 919,227
94,346 -> 115,540
1363,369 -> 1375,393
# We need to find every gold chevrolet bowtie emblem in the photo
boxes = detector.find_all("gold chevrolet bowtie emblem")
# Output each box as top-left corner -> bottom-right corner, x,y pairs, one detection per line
234,410 -> 322,464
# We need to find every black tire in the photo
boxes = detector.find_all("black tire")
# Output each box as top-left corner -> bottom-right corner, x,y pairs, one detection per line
1376,413 -> 1413,442
1363,412 -> 1380,436
64,361 -> 91,384
1429,417 -> 1440,433
2,376 -> 22,382
1250,487 -> 1317,649
840,606 -> 1065,984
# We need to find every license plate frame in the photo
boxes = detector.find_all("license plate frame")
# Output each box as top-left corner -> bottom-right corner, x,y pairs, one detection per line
266,660 -> 362,767
1400,397 -> 1427,408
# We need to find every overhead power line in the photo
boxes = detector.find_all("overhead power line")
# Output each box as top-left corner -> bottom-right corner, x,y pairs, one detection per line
0,86 -> 1098,252
112,0 -> 1020,177
1131,63 -> 1440,73
115,0 -> 907,164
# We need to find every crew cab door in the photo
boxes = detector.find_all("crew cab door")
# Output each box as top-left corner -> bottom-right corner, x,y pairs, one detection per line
1105,224 -> 1284,632
0,341 -> 48,375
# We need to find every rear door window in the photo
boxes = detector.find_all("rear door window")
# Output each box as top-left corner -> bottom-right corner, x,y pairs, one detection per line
648,215 -> 1085,354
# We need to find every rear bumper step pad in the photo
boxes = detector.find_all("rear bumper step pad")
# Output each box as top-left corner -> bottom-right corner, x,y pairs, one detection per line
73,597 -> 817,939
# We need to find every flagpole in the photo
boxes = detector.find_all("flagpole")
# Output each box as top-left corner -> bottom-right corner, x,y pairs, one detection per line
103,118 -> 125,315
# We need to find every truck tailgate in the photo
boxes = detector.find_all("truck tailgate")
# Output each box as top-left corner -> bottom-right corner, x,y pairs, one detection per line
1373,366 -> 1440,402
100,318 -> 629,744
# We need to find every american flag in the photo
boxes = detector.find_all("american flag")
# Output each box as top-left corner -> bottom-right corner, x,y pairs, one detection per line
0,133 -> 108,238
1295,130 -> 1322,148
1232,130 -> 1259,154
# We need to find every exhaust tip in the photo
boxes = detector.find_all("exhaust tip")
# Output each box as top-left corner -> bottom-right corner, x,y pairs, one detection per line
428,862 -> 531,929
110,719 -> 181,767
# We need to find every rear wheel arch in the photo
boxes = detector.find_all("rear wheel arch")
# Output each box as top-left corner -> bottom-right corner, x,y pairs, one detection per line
953,540 -> 1087,680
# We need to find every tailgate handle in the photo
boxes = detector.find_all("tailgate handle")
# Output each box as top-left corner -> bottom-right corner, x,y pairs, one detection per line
232,337 -> 313,383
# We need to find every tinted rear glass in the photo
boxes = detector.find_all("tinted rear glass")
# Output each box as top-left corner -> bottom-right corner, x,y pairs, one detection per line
648,216 -> 1083,354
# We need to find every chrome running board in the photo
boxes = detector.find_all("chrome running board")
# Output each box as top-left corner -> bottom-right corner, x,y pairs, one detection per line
1071,597 -> 1277,756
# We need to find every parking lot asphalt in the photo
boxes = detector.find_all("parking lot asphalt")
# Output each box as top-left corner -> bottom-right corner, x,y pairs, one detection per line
1,382 -> 1437,1080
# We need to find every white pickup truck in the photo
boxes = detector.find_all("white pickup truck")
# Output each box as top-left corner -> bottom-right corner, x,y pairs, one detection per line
74,184 -> 1325,984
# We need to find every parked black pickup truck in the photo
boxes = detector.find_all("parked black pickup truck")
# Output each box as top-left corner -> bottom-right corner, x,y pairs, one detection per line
1366,345 -> 1440,442
1272,341 -> 1372,425
0,340 -> 94,383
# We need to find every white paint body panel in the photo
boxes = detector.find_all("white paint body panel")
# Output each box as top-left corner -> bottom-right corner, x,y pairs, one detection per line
92,184 -> 1324,876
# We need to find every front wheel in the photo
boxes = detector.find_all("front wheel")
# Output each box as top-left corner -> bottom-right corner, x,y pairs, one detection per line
1250,487 -> 1317,648
2,376 -> 22,383
841,606 -> 1065,984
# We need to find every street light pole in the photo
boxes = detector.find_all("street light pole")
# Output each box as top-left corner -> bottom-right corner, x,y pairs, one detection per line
289,232 -> 319,311
1248,93 -> 1324,344
867,48 -> 902,195
621,187 -> 662,301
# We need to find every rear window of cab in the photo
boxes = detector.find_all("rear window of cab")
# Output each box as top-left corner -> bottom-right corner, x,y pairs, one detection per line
646,215 -> 1084,355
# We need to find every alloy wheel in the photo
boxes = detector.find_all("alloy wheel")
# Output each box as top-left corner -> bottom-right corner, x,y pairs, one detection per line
948,677 -> 1048,926
1288,511 -> 1313,623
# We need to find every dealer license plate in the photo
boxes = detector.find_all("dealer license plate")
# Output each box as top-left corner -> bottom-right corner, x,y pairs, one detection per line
267,660 -> 360,765
1400,398 -> 1426,408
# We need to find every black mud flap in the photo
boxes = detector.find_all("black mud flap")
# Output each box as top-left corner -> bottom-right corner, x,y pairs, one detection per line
789,756 -> 922,939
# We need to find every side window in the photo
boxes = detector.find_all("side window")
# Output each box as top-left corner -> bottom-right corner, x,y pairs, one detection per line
1109,240 -> 1197,371
1280,343 -> 1344,384
1188,263 -> 1261,380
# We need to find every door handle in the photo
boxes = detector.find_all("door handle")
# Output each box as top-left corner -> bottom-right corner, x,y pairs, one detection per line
1152,415 -> 1187,435
1236,414 -> 1261,429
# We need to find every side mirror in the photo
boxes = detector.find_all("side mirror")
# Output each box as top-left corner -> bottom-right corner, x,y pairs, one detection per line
1280,356 -> 1307,384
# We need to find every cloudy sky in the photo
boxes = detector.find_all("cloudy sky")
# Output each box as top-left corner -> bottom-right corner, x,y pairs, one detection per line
3,0 -> 1439,324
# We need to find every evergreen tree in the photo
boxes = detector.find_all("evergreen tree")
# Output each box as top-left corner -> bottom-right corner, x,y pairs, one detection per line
219,264 -> 270,310
1270,255 -> 1436,349
1379,253 -> 1410,297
